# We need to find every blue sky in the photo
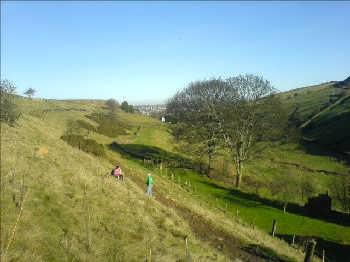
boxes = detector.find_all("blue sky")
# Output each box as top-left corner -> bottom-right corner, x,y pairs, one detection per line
1,1 -> 350,104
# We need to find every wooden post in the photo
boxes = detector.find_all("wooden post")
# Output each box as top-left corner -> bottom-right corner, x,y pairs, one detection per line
322,249 -> 325,262
185,236 -> 191,262
271,219 -> 277,237
304,239 -> 316,262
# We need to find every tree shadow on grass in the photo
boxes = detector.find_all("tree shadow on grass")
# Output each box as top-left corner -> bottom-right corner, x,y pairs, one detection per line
276,234 -> 350,262
199,180 -> 350,227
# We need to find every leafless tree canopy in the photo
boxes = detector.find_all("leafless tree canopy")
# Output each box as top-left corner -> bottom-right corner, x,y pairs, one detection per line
167,74 -> 287,187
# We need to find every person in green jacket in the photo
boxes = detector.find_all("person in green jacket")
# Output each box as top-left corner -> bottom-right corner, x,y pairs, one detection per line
146,173 -> 154,197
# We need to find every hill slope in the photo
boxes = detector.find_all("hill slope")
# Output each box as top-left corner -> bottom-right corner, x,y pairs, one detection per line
279,76 -> 350,154
1,97 -> 308,261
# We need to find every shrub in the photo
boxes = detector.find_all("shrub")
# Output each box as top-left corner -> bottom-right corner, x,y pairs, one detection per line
0,79 -> 21,125
121,101 -> 134,113
87,112 -> 129,137
75,120 -> 96,132
61,134 -> 106,157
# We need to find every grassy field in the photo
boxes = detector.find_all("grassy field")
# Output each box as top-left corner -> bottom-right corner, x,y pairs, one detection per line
2,96 -> 349,261
1,99 -> 232,261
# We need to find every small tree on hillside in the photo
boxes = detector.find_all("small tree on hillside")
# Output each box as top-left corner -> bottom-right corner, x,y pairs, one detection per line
121,101 -> 134,113
24,87 -> 36,99
271,173 -> 299,213
299,173 -> 315,202
0,79 -> 21,125
332,175 -> 350,213
105,99 -> 119,113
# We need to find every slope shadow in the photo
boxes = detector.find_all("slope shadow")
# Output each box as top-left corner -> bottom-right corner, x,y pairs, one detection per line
301,139 -> 350,165
199,180 -> 350,227
276,234 -> 350,262
108,142 -> 202,170
242,244 -> 290,262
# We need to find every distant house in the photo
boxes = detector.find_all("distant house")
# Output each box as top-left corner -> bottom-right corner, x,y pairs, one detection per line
305,192 -> 332,217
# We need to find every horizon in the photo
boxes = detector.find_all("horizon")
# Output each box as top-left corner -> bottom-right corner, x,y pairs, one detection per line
1,1 -> 350,104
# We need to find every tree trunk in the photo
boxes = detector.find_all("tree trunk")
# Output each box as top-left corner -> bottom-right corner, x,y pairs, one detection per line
283,202 -> 288,213
235,160 -> 242,188
207,154 -> 212,177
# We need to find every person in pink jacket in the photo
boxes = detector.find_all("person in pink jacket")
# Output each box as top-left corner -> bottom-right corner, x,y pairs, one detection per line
114,165 -> 123,181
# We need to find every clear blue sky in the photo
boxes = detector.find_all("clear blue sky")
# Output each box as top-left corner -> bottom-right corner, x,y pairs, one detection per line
1,1 -> 349,104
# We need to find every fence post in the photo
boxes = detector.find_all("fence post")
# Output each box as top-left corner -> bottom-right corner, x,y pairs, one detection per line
271,219 -> 277,237
292,234 -> 295,246
322,249 -> 325,262
185,236 -> 191,262
303,239 -> 316,262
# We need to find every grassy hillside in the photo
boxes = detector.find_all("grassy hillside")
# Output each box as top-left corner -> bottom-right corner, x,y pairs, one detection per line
98,100 -> 350,261
1,97 -> 312,262
1,99 -> 231,261
278,77 -> 350,154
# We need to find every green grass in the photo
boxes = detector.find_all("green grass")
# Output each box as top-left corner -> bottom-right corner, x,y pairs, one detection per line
2,95 -> 349,261
100,106 -> 350,260
278,81 -> 350,153
1,99 -> 231,261
162,168 -> 349,244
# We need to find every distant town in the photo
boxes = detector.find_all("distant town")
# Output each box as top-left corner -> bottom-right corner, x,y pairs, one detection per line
133,104 -> 166,116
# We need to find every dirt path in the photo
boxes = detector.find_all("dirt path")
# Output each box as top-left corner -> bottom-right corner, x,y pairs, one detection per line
269,159 -> 348,176
128,171 -> 290,262
300,93 -> 350,129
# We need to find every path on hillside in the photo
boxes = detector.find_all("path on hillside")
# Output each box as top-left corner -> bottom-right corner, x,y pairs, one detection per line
269,159 -> 349,176
300,93 -> 350,129
126,170 -> 290,262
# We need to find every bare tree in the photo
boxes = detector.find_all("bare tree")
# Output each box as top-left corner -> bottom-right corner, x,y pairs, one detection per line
271,173 -> 299,213
24,87 -> 36,99
218,75 -> 286,188
167,75 -> 287,187
299,174 -> 315,202
332,175 -> 350,213
166,79 -> 231,175
105,99 -> 119,113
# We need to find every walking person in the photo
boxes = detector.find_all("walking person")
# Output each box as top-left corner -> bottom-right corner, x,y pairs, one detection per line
146,173 -> 154,197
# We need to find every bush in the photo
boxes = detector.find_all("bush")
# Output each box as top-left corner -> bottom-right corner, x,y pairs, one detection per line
0,79 -> 21,125
75,120 -> 96,132
61,134 -> 106,157
121,101 -> 134,113
87,112 -> 129,137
